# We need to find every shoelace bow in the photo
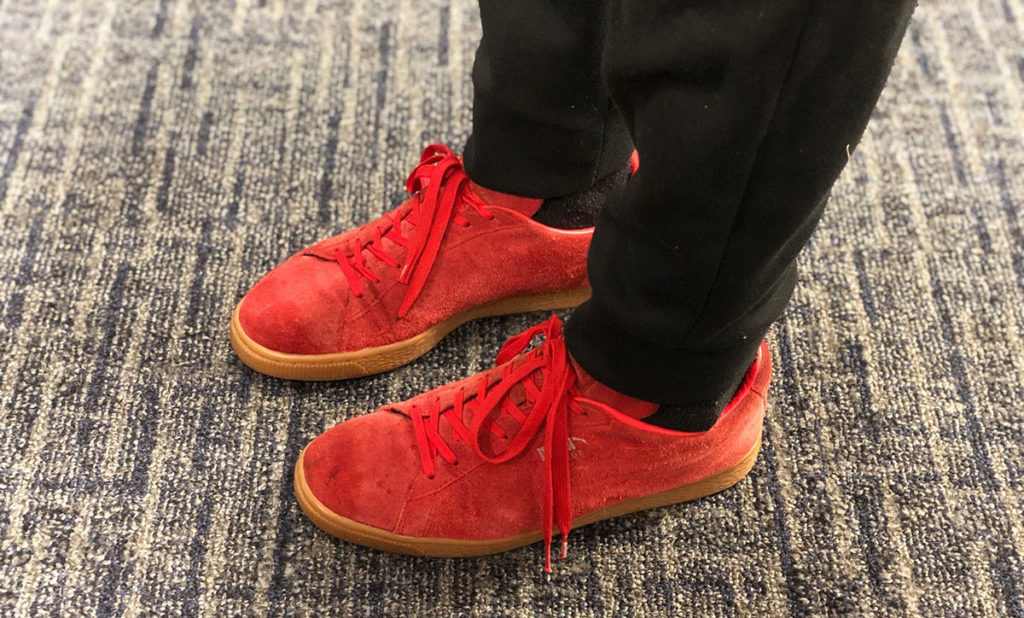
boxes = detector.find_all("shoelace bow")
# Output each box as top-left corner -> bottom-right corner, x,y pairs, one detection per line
334,144 -> 492,318
394,315 -> 606,572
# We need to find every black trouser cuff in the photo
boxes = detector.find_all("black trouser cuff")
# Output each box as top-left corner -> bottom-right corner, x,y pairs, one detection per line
463,99 -> 633,199
565,298 -> 762,405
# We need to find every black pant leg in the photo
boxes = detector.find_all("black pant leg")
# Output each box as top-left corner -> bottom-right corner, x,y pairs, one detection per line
565,0 -> 917,404
463,0 -> 634,198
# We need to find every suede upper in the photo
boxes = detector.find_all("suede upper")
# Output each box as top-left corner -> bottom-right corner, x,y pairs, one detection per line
237,147 -> 592,356
302,334 -> 770,548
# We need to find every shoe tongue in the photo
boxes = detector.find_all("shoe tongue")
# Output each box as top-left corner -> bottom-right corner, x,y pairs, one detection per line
467,180 -> 543,217
571,358 -> 659,420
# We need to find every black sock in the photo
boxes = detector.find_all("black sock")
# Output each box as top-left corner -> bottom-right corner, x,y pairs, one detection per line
641,373 -> 746,432
531,165 -> 631,229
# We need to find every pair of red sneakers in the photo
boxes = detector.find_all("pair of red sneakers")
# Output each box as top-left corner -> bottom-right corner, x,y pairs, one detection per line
231,145 -> 770,571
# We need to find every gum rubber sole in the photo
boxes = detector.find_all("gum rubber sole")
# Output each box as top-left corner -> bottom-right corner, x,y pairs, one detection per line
230,287 -> 592,381
293,435 -> 762,558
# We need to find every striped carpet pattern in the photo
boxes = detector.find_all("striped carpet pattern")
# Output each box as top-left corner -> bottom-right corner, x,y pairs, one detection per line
1,0 -> 1023,615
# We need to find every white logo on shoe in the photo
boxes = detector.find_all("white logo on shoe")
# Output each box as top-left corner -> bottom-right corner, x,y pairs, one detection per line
536,437 -> 588,461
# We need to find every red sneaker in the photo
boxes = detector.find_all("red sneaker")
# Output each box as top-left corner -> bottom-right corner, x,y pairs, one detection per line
231,145 -> 593,380
294,315 -> 770,571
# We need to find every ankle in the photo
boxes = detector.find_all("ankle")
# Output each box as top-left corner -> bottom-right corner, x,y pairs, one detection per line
571,356 -> 660,420
466,180 -> 544,217
531,164 -> 631,229
641,375 -> 745,432
467,162 -> 632,230
572,353 -> 745,433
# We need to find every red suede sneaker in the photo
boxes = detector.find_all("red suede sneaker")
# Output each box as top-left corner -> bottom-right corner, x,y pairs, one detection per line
294,315 -> 770,571
231,144 -> 596,380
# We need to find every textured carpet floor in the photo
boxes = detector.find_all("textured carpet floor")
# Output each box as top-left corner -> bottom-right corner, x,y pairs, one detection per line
1,0 -> 1023,616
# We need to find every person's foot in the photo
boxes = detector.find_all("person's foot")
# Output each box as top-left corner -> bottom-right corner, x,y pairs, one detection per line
231,144 -> 610,380
293,315 -> 771,570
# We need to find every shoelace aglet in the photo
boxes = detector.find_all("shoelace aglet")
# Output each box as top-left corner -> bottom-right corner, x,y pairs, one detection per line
398,261 -> 413,284
541,536 -> 568,573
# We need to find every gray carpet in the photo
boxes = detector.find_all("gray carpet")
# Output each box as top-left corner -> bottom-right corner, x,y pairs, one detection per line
1,0 -> 1023,615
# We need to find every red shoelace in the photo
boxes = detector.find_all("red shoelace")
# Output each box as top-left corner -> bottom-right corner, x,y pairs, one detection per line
393,315 -> 615,572
333,144 -> 492,318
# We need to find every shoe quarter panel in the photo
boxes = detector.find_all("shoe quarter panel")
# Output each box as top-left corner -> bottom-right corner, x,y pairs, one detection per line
568,397 -> 766,519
